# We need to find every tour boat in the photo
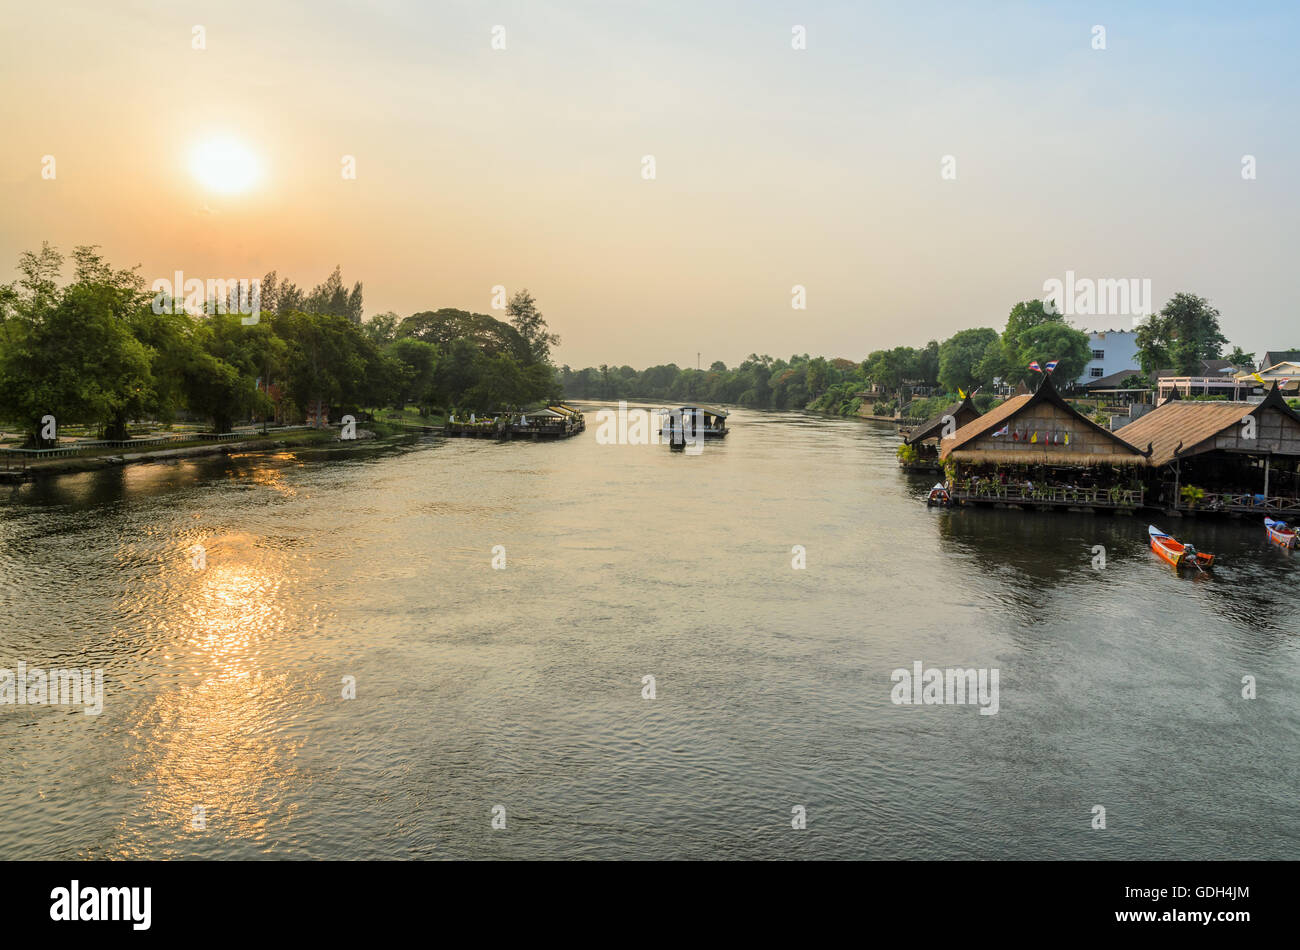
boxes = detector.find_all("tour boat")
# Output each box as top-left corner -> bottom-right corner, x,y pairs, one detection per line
1264,517 -> 1297,549
927,483 -> 951,507
1148,525 -> 1214,570
658,405 -> 729,441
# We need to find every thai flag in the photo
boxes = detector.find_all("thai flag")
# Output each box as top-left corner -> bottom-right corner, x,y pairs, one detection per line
992,424 -> 1009,437
1045,360 -> 1059,373
1029,361 -> 1042,373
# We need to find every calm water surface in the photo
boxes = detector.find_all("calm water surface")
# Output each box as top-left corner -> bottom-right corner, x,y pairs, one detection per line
1,406 -> 1297,859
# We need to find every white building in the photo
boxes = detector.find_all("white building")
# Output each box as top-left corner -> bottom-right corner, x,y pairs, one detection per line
1076,329 -> 1140,385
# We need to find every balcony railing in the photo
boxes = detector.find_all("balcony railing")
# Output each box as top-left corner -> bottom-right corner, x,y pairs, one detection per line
951,482 -> 1144,508
1188,492 -> 1300,514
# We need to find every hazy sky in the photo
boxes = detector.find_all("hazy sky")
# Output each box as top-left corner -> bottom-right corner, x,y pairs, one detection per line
3,1 -> 1298,368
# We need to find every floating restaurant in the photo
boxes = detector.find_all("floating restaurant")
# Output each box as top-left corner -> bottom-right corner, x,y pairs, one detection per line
926,374 -> 1300,517
1117,385 -> 1300,515
938,374 -> 1151,510
445,404 -> 585,440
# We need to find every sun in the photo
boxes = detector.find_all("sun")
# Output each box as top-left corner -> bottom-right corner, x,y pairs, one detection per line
190,138 -> 261,194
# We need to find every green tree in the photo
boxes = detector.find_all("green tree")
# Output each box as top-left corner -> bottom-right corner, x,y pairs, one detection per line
997,299 -> 1090,385
0,283 -> 154,445
505,289 -> 560,364
1225,346 -> 1255,370
1136,293 -> 1229,374
1013,321 -> 1091,385
938,328 -> 999,394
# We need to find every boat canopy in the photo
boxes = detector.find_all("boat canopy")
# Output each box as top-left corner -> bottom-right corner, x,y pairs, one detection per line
677,405 -> 729,418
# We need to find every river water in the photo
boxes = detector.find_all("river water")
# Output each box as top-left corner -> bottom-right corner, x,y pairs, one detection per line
1,405 -> 1296,859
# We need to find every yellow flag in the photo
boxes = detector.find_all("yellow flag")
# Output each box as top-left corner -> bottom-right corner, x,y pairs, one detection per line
1031,431 -> 1038,443
1252,372 -> 1266,384
957,387 -> 966,399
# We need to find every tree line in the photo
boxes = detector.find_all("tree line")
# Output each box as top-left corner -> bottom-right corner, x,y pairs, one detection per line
563,292 -> 1247,415
0,244 -> 560,446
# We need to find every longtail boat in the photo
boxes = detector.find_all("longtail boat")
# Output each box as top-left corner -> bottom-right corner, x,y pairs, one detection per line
1148,525 -> 1214,571
1265,517 -> 1298,549
926,483 -> 951,508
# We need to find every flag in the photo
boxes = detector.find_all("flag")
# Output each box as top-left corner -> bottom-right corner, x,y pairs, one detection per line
1012,430 -> 1020,441
1252,372 -> 1266,384
1031,431 -> 1038,443
1045,360 -> 1059,373
992,424 -> 1009,437
1064,431 -> 1070,445
957,387 -> 966,399
1029,361 -> 1042,373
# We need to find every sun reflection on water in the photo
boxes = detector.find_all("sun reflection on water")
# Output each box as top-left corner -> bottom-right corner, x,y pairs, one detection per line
105,530 -> 319,858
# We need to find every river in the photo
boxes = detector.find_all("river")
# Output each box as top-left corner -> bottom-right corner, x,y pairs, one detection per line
1,405 -> 1296,859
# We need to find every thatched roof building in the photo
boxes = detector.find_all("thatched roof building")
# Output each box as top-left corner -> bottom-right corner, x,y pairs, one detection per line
939,374 -> 1150,467
1117,383 -> 1300,466
904,394 -> 982,445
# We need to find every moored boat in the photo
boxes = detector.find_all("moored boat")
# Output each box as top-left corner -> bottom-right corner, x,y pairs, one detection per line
1148,525 -> 1215,570
927,483 -> 951,507
1265,517 -> 1297,549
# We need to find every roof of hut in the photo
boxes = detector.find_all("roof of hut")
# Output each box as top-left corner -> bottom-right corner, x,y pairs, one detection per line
939,374 -> 1150,465
1116,383 -> 1300,466
904,394 -> 982,445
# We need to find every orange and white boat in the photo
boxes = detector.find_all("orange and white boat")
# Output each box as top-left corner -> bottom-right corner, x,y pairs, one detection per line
1265,517 -> 1297,549
1149,525 -> 1215,571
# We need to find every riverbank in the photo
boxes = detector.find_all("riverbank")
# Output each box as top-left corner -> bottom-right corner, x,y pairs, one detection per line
0,425 -> 413,483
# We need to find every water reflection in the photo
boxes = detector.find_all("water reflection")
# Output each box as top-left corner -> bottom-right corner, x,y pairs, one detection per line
104,524 -> 314,857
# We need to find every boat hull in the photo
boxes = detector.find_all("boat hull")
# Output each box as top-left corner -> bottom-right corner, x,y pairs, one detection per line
1149,526 -> 1215,570
658,427 -> 728,441
1265,518 -> 1297,549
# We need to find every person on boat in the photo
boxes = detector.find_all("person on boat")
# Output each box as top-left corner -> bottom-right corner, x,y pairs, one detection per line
1182,542 -> 1198,560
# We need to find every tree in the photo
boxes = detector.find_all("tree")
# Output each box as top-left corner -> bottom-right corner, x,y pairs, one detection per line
998,299 -> 1090,385
1013,321 -> 1091,386
917,340 -> 940,387
938,328 -> 999,394
0,283 -> 154,444
1002,300 -> 1058,350
1225,346 -> 1255,370
1135,293 -> 1229,375
864,347 -> 920,398
364,311 -> 400,345
400,308 -> 529,360
304,266 -> 363,323
505,290 -> 560,364
386,338 -> 439,407
276,311 -> 370,426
